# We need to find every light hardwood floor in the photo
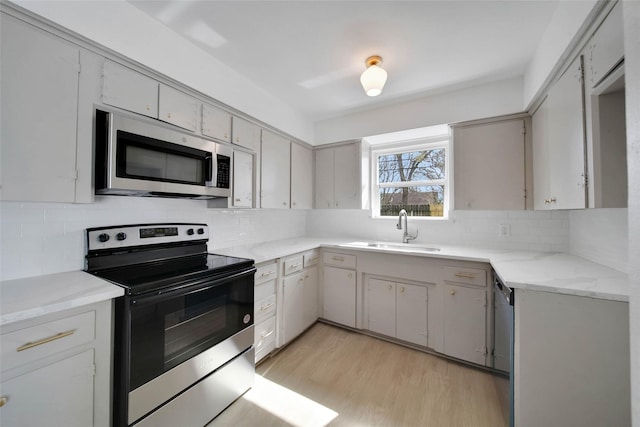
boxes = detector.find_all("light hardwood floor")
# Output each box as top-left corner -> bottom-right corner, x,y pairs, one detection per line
211,323 -> 508,427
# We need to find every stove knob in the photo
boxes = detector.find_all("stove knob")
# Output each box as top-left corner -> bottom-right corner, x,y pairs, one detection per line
187,229 -> 194,236
116,232 -> 127,241
197,228 -> 205,235
98,233 -> 110,243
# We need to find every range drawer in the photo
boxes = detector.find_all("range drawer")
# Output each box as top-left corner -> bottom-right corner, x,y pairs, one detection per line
255,294 -> 276,324
255,262 -> 277,285
323,251 -> 356,269
255,317 -> 276,363
1,310 -> 96,372
282,256 -> 304,276
443,266 -> 487,287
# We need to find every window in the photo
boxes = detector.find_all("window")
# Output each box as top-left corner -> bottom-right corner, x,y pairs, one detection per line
371,137 -> 449,219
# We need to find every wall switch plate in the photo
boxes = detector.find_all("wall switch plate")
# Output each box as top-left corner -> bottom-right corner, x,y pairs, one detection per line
498,224 -> 511,237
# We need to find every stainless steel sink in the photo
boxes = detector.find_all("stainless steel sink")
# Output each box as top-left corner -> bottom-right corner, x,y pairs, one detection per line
345,242 -> 440,252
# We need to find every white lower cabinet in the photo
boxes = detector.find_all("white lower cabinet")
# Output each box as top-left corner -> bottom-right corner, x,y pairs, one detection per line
283,271 -> 305,343
302,265 -> 319,330
366,278 -> 428,346
280,251 -> 319,346
443,284 -> 487,365
322,266 -> 356,328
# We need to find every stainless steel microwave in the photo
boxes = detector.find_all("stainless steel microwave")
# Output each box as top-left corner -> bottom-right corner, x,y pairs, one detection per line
94,108 -> 231,199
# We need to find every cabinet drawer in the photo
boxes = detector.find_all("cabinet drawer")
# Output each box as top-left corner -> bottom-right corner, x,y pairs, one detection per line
255,279 -> 276,302
1,310 -> 96,372
255,294 -> 276,324
255,262 -> 277,284
254,317 -> 276,362
283,256 -> 304,276
443,266 -> 487,287
323,252 -> 356,269
303,250 -> 320,268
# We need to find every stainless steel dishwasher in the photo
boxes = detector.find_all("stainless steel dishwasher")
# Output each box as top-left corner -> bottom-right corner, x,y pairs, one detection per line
493,272 -> 514,427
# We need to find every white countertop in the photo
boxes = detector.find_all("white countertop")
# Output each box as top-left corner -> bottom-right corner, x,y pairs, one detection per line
0,271 -> 124,326
216,237 -> 630,303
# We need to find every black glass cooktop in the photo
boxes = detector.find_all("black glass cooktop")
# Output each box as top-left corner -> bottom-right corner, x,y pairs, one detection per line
91,253 -> 254,296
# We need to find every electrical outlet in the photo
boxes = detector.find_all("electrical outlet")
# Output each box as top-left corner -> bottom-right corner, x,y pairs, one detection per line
498,224 -> 511,237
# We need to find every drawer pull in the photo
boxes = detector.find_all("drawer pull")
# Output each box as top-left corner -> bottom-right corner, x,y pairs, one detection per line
450,289 -> 456,296
454,273 -> 477,279
260,303 -> 275,311
260,271 -> 275,277
261,330 -> 274,339
332,256 -> 345,262
308,257 -> 318,263
0,396 -> 7,407
17,330 -> 75,352
289,263 -> 302,269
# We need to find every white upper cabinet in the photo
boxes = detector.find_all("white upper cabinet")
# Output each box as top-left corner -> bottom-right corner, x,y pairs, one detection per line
533,56 -> 587,210
232,116 -> 261,152
261,130 -> 291,208
158,84 -> 198,131
585,2 -> 624,89
315,142 -> 361,209
102,61 -> 158,118
291,143 -> 313,209
202,103 -> 232,143
453,118 -> 527,210
1,14 -> 80,203
232,150 -> 254,208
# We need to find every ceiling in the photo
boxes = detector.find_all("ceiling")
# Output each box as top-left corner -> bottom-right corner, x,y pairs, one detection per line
128,1 -> 559,122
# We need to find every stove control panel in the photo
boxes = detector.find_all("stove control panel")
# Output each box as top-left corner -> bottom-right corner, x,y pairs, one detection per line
87,223 -> 209,251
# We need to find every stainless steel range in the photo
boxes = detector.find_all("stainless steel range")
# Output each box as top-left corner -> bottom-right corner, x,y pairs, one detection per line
85,223 -> 255,427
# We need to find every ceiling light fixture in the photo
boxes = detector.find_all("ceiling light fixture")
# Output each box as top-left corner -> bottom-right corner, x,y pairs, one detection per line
360,55 -> 387,97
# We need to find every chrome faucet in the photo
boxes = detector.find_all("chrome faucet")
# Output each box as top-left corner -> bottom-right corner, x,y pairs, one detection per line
396,209 -> 418,243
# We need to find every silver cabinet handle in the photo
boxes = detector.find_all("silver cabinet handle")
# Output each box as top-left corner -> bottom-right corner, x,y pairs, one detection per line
17,330 -> 75,352
261,330 -> 274,338
289,263 -> 302,269
260,271 -> 275,277
332,256 -> 344,262
259,303 -> 275,311
454,273 -> 476,279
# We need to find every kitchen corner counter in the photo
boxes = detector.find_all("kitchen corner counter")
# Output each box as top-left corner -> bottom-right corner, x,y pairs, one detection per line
215,237 -> 630,302
0,271 -> 124,326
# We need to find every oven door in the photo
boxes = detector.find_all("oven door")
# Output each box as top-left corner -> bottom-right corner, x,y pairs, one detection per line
116,268 -> 255,425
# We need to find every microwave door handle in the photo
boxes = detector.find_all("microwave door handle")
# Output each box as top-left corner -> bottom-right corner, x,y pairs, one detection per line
205,154 -> 216,187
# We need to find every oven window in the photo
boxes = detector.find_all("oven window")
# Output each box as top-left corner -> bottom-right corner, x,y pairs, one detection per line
128,273 -> 253,390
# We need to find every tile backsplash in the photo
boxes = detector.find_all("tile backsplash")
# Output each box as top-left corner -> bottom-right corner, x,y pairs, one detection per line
0,197 -> 307,281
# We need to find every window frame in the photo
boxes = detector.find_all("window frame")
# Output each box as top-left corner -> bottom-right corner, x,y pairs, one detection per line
370,136 -> 450,220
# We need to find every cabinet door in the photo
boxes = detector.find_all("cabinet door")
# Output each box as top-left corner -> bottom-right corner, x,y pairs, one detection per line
453,119 -> 526,210
314,148 -> 335,208
302,266 -> 319,329
202,103 -> 232,143
232,150 -> 253,208
396,283 -> 428,346
261,130 -> 291,208
232,117 -> 261,152
322,267 -> 356,328
586,2 -> 623,88
291,143 -> 313,209
532,96 -> 552,210
367,278 -> 396,337
444,284 -> 487,365
0,349 -> 95,427
158,84 -> 198,131
282,271 -> 305,344
1,15 -> 79,202
102,60 -> 158,118
333,144 -> 360,208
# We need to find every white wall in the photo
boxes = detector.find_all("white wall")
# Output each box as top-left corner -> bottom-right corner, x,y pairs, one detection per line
622,0 -> 640,424
523,0 -> 599,108
12,0 -> 315,143
314,77 -> 524,144
0,198 -> 307,281
307,209 -> 569,253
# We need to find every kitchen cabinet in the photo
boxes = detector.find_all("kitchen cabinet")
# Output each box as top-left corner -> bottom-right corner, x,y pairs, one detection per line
261,130 -> 291,209
232,150 -> 254,208
321,251 -> 357,328
281,251 -> 319,345
584,2 -> 624,89
291,143 -> 314,209
443,266 -> 488,365
452,117 -> 528,210
0,300 -> 113,427
102,60 -> 158,118
202,103 -> 232,143
283,270 -> 305,343
532,56 -> 587,210
302,265 -> 319,330
232,116 -> 261,152
366,278 -> 428,346
254,261 -> 278,363
1,14 -> 80,203
315,142 -> 361,209
158,84 -> 198,131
